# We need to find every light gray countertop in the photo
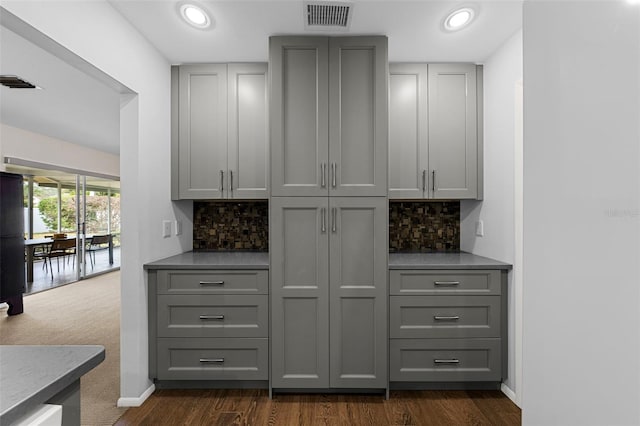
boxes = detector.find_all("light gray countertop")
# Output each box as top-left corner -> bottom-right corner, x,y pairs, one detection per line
389,252 -> 512,270
0,345 -> 105,425
144,251 -> 269,270
144,251 -> 509,270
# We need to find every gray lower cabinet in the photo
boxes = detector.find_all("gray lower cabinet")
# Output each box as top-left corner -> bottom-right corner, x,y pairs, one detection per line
389,269 -> 506,385
388,63 -> 482,200
269,36 -> 388,197
172,63 -> 269,200
148,269 -> 269,384
270,197 -> 388,390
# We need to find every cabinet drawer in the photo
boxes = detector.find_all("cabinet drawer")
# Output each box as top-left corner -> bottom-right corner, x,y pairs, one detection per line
157,338 -> 268,380
390,338 -> 501,382
157,270 -> 268,295
390,270 -> 500,295
157,295 -> 268,338
390,296 -> 500,339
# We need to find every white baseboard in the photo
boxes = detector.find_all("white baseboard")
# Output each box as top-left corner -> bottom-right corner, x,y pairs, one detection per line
501,383 -> 520,408
117,384 -> 155,407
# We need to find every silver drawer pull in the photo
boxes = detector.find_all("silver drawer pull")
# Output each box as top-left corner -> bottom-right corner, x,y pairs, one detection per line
199,315 -> 224,320
199,280 -> 224,286
199,358 -> 224,363
434,359 -> 460,365
434,281 -> 460,286
434,316 -> 460,321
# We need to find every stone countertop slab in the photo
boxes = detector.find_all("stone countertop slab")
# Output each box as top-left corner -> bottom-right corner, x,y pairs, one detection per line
144,251 -> 269,270
0,345 -> 105,425
389,252 -> 512,270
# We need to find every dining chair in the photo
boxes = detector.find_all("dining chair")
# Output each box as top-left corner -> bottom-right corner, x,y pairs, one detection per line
32,242 -> 53,272
44,238 -> 77,279
85,235 -> 111,268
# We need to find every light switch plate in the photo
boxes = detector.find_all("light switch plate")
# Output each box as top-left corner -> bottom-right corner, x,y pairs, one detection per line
162,220 -> 171,238
475,220 -> 484,237
174,220 -> 182,236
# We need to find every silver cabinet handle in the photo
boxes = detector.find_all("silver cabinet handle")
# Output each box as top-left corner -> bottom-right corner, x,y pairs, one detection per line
434,359 -> 459,365
331,207 -> 337,233
200,280 -> 224,286
422,170 -> 427,192
199,315 -> 224,320
199,358 -> 224,363
432,170 -> 436,192
434,315 -> 460,321
229,170 -> 233,193
331,163 -> 337,188
321,163 -> 326,188
220,170 -> 224,193
434,281 -> 460,286
321,208 -> 326,233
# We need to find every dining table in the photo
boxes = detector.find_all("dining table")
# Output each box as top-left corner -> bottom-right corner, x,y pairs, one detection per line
23,235 -> 114,283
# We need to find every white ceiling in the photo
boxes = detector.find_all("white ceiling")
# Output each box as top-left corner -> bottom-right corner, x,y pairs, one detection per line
0,1 -> 522,157
0,25 -> 121,155
110,0 -> 523,63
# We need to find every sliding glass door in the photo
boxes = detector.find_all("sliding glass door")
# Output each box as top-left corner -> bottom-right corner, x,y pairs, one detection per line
77,175 -> 120,279
5,160 -> 120,293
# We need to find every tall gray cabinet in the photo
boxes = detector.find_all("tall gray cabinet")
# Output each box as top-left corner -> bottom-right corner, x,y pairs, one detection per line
388,63 -> 482,199
269,36 -> 388,391
172,63 -> 269,200
270,36 -> 388,197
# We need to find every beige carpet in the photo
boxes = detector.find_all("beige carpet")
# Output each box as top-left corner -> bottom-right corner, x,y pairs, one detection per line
0,272 -> 128,425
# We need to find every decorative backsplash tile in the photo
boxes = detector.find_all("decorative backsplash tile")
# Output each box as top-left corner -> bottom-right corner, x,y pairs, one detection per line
193,201 -> 268,251
389,201 -> 460,252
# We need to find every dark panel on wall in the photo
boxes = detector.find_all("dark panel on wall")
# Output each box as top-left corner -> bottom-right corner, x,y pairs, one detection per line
193,201 -> 268,251
389,201 -> 460,252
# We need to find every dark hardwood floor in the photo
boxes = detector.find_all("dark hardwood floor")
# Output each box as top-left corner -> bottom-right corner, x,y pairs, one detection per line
114,389 -> 521,425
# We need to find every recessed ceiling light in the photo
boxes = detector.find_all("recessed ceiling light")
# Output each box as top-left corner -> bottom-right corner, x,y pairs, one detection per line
178,3 -> 211,29
443,7 -> 476,32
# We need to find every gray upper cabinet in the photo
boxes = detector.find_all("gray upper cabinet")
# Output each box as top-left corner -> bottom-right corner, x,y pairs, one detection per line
428,64 -> 478,199
227,63 -> 269,199
270,36 -> 388,197
172,63 -> 268,200
388,64 -> 428,199
388,63 -> 482,200
176,64 -> 228,199
328,37 -> 388,197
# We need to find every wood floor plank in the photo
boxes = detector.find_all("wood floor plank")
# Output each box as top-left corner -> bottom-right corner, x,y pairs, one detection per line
115,389 -> 521,426
467,390 -> 522,426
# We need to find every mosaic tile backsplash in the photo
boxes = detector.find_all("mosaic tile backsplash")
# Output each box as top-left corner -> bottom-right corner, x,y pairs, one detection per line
193,201 -> 268,251
389,201 -> 460,252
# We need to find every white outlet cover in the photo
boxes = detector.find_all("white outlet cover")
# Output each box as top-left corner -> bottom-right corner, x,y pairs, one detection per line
174,220 -> 182,236
162,220 -> 171,238
475,220 -> 484,237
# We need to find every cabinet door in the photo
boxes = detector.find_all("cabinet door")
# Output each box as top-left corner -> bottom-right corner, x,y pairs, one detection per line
270,197 -> 330,388
178,64 -> 228,199
329,37 -> 388,197
328,197 -> 387,388
428,64 -> 478,199
270,37 -> 329,197
228,63 -> 269,199
388,63 -> 428,199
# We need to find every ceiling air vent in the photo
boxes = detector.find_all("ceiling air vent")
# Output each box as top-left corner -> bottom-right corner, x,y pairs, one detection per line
0,75 -> 38,89
304,1 -> 353,31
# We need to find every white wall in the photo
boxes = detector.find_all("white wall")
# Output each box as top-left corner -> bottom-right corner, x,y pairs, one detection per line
522,2 -> 639,425
1,1 -> 193,404
0,123 -> 119,177
460,29 -> 522,403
